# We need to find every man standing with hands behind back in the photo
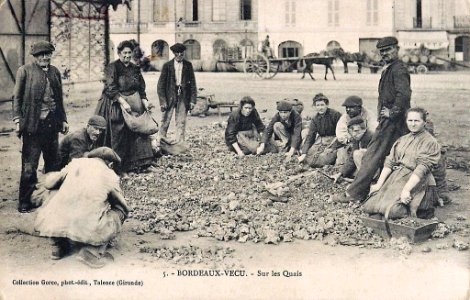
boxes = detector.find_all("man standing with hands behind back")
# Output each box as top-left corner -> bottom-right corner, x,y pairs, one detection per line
13,41 -> 68,213
335,36 -> 411,203
157,43 -> 197,143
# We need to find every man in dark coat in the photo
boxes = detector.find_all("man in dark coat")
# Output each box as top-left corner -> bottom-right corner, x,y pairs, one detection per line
331,117 -> 374,183
58,115 -> 106,169
157,43 -> 197,142
336,36 -> 411,202
13,41 -> 68,213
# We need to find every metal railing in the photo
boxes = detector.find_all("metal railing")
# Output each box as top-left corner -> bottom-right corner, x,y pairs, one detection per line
413,17 -> 432,29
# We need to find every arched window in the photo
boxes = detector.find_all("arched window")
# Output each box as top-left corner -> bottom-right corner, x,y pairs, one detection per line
278,40 -> 302,58
240,39 -> 254,58
213,39 -> 228,60
183,39 -> 201,60
151,40 -> 169,59
326,40 -> 341,51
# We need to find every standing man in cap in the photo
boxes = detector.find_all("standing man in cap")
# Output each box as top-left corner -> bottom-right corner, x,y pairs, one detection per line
13,40 -> 68,213
58,115 -> 107,169
335,36 -> 411,202
257,100 -> 303,160
335,95 -> 377,165
157,42 -> 197,143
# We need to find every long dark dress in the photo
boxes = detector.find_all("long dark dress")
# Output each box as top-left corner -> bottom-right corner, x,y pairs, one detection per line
95,59 -> 153,172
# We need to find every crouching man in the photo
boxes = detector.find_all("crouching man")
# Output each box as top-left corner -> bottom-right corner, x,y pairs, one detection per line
34,147 -> 129,268
256,100 -> 302,160
331,117 -> 373,183
58,115 -> 107,169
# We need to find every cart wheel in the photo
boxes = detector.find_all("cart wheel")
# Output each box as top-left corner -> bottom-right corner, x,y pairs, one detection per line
244,53 -> 270,79
416,64 -> 428,74
264,61 -> 280,79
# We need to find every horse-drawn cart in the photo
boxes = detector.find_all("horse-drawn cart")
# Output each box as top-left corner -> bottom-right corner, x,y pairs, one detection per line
219,52 -> 337,80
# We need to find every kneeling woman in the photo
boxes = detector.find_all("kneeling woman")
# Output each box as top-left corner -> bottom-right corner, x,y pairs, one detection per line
225,96 -> 265,157
362,107 -> 440,219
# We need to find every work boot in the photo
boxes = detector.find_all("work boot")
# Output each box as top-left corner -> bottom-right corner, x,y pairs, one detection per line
51,238 -> 70,260
18,203 -> 33,213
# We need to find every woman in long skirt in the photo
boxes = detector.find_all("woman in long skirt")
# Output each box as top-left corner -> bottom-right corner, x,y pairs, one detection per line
95,40 -> 154,173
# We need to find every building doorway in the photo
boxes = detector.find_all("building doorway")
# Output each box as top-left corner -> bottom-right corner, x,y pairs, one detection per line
455,36 -> 470,61
278,41 -> 302,58
213,39 -> 228,60
151,40 -> 169,60
183,39 -> 201,60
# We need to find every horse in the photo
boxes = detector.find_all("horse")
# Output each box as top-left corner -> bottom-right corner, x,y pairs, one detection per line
330,48 -> 368,73
299,52 -> 336,80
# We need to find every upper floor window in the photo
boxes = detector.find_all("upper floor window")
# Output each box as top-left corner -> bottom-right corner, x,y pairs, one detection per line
366,0 -> 378,26
285,0 -> 296,27
328,0 -> 339,27
126,5 -> 134,23
193,0 -> 199,21
185,0 -> 198,21
153,0 -> 169,22
241,0 -> 251,20
212,0 -> 226,21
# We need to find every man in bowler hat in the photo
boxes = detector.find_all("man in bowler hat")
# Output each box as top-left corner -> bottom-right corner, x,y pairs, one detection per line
335,36 -> 411,202
13,40 -> 68,213
157,42 -> 197,142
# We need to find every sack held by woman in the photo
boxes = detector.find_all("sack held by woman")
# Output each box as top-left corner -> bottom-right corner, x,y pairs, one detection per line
121,109 -> 159,135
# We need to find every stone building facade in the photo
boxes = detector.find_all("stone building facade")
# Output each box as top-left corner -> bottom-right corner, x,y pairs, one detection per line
109,0 -> 258,71
258,0 -> 395,58
394,0 -> 470,62
108,0 -> 470,70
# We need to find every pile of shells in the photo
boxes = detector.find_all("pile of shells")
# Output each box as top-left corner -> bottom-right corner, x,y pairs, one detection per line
123,124 -> 386,248
123,124 -> 468,252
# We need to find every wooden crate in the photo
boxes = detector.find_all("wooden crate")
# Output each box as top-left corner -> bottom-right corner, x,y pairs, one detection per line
360,216 -> 438,243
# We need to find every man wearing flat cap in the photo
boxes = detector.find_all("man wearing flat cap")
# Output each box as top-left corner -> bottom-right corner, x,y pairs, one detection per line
13,40 -> 68,213
257,100 -> 303,160
334,95 -> 378,165
298,93 -> 342,167
332,117 -> 374,183
336,36 -> 411,202
157,42 -> 197,143
58,115 -> 107,169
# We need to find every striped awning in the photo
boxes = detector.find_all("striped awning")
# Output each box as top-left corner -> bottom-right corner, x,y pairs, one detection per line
397,30 -> 449,50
